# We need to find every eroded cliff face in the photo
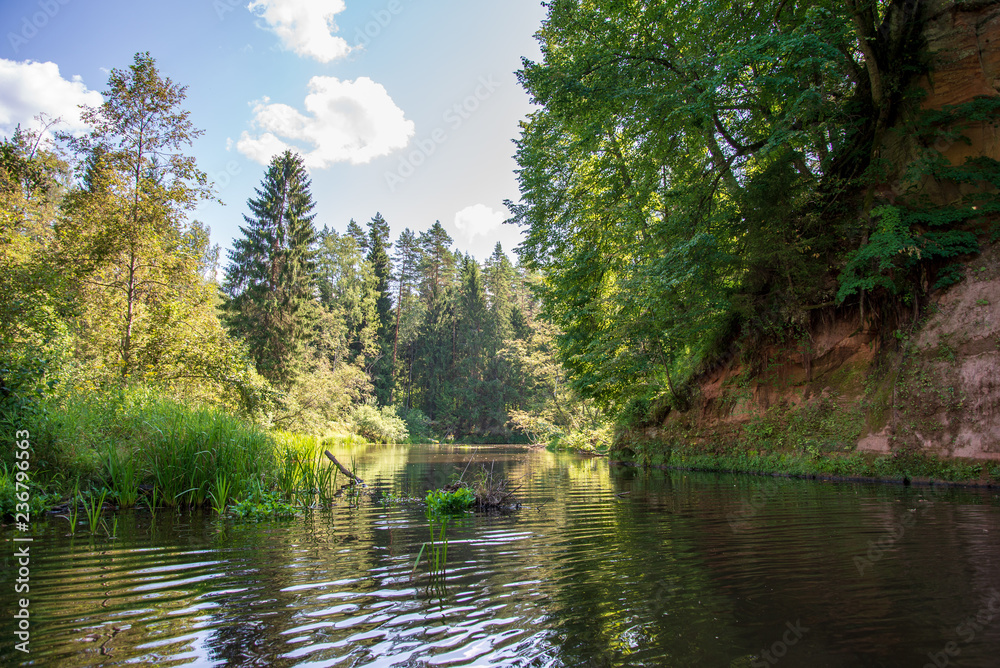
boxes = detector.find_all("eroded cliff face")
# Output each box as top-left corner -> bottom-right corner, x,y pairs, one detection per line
630,1 -> 1000,461
860,243 -> 1000,458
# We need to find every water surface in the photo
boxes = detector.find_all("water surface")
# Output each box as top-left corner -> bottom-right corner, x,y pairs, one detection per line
2,444 -> 1000,666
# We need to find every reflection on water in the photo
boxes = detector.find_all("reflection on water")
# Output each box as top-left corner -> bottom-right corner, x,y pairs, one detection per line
2,444 -> 1000,667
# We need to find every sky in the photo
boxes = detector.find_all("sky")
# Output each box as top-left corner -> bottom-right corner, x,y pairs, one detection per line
0,0 -> 548,262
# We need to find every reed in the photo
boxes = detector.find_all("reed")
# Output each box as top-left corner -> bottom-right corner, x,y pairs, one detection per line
83,489 -> 107,535
104,445 -> 139,508
65,479 -> 81,534
208,473 -> 232,514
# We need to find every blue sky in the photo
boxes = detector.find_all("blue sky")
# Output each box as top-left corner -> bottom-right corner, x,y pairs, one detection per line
0,0 -> 547,261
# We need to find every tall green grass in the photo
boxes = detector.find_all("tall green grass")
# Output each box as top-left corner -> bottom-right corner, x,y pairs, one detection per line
11,385 -> 278,511
2,384 -> 379,520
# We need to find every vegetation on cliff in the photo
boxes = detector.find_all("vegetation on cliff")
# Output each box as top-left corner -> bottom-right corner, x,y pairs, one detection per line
509,0 -> 1000,451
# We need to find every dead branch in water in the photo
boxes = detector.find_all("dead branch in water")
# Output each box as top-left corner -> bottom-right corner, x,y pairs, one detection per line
324,450 -> 363,484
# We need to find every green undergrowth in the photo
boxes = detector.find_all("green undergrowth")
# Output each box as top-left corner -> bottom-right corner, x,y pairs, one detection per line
545,424 -> 614,455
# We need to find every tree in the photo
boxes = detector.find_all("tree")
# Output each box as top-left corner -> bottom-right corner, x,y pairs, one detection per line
60,52 -> 212,380
223,150 -> 317,388
390,228 -> 422,404
483,243 -> 515,353
0,121 -> 72,410
315,226 -> 378,364
346,218 -> 368,255
508,0 -> 933,418
366,212 -> 394,405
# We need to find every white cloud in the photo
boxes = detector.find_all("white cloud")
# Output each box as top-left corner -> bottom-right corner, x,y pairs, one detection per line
248,0 -> 351,63
454,204 -> 506,241
236,76 -> 414,168
0,59 -> 102,136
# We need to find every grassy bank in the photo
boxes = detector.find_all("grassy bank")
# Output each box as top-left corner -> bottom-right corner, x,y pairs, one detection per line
612,441 -> 1000,487
0,385 -> 366,519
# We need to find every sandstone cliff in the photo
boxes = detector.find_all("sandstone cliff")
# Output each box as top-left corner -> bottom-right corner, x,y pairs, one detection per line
622,0 -> 1000,463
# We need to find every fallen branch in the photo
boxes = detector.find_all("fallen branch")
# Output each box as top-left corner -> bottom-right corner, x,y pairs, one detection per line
325,450 -> 363,484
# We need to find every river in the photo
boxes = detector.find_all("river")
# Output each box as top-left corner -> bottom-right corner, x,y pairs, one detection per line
2,444 -> 999,666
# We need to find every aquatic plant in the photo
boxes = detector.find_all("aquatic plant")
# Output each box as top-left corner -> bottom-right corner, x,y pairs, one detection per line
230,481 -> 297,521
104,446 -> 139,508
413,513 -> 451,583
208,473 -> 232,514
425,487 -> 474,515
83,488 -> 107,534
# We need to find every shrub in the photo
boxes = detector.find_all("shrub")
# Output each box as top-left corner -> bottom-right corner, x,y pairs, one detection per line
350,404 -> 409,444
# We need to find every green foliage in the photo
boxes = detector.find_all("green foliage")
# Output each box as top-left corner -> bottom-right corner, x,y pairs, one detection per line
230,481 -> 297,521
508,0 -> 899,416
58,52 -> 215,382
397,406 -> 431,442
223,150 -> 318,388
838,203 -> 980,302
367,212 -> 394,405
0,464 -> 56,520
350,404 -> 409,444
7,383 -> 278,508
425,486 -> 474,515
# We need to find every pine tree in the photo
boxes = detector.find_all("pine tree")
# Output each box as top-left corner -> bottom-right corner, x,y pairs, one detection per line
346,218 -> 368,255
390,228 -> 422,404
222,150 -> 317,387
483,242 -> 515,353
315,226 -> 377,364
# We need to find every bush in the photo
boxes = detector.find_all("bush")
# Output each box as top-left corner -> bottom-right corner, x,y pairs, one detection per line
350,404 -> 409,444
397,407 -> 431,442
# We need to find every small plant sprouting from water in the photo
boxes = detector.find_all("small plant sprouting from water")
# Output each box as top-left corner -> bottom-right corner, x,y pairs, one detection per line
104,513 -> 119,540
208,473 -> 233,514
83,489 -> 107,535
62,479 -> 81,534
413,511 -> 452,584
425,487 -> 474,514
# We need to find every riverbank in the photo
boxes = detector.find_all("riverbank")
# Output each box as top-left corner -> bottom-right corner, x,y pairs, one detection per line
0,385 -> 371,519
610,444 -> 1000,488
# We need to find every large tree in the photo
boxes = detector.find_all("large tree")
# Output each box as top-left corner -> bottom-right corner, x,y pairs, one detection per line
508,0 -> 948,418
59,52 -> 214,381
366,212 -> 394,405
223,150 -> 318,388
390,228 -> 422,404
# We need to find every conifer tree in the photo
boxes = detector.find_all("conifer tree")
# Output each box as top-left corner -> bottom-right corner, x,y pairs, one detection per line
222,150 -> 317,387
390,228 -> 422,404
346,218 -> 368,255
366,212 -> 393,404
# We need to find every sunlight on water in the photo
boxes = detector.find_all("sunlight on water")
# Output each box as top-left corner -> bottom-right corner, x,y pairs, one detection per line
2,444 -> 1000,667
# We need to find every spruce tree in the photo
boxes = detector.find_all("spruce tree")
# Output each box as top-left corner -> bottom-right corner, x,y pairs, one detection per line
366,212 -> 393,405
222,150 -> 317,387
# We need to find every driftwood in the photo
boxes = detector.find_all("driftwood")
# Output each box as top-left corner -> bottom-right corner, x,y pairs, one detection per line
324,450 -> 363,484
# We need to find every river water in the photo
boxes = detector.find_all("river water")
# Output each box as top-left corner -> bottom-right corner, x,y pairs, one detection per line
2,444 -> 1000,667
